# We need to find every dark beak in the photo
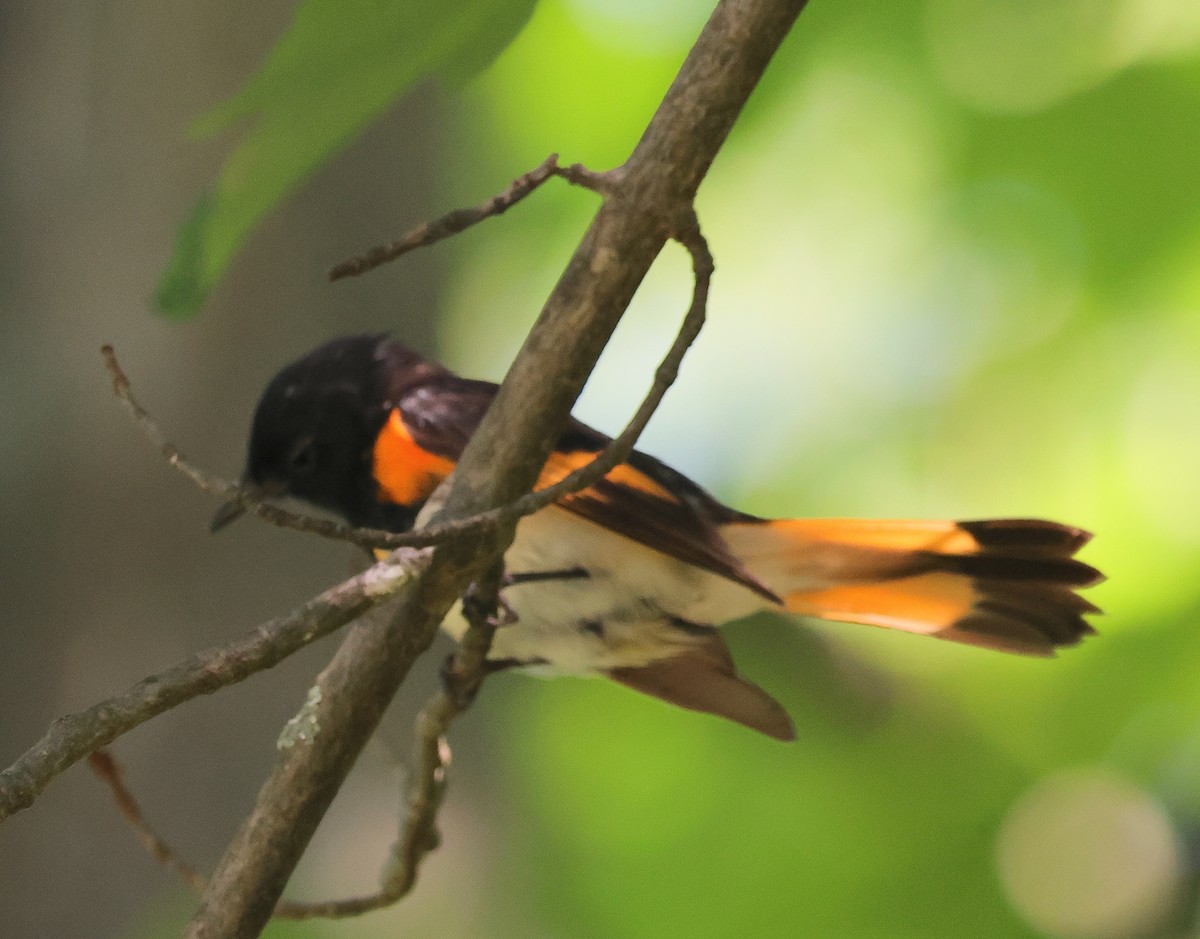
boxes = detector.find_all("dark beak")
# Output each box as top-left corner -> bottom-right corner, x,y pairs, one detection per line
210,497 -> 247,533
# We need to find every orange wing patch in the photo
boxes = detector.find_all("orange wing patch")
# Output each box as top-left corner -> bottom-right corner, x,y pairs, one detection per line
537,450 -> 677,501
372,410 -> 455,505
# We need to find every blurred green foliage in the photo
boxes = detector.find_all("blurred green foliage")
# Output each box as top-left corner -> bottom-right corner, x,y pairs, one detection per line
155,0 -> 1200,936
153,0 -> 536,317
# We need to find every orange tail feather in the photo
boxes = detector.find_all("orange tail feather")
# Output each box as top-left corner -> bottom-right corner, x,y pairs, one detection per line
721,518 -> 1102,655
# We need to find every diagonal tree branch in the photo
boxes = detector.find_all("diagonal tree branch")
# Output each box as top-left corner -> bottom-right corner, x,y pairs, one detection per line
182,2 -> 808,936
272,559 -> 511,919
266,220 -> 713,920
181,212 -> 722,935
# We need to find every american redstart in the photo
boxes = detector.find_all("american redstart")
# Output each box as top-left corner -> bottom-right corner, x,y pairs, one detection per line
213,334 -> 1101,740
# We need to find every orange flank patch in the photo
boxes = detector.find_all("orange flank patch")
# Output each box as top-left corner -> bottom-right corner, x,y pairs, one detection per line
372,410 -> 455,505
537,450 -> 677,501
785,572 -> 975,635
768,518 -> 980,555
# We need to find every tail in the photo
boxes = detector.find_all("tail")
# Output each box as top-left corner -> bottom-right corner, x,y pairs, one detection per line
720,518 -> 1102,655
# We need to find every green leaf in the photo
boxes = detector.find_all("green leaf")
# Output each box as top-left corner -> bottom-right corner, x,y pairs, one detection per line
155,0 -> 537,318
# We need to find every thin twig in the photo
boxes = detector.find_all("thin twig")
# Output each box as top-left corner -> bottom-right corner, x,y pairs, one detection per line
102,345 -> 418,546
105,212 -> 708,555
102,345 -> 238,502
0,549 -> 429,822
88,722 -> 453,922
327,154 -> 614,282
88,751 -> 208,893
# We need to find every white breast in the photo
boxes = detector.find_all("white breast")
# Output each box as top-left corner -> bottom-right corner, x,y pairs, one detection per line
440,506 -> 771,673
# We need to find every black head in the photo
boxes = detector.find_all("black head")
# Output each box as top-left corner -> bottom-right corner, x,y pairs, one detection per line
222,334 -> 441,528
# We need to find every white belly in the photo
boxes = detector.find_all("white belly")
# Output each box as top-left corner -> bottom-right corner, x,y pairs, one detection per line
440,506 -> 770,673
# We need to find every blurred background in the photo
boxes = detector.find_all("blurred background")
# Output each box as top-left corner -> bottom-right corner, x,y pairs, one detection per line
2,0 -> 1199,936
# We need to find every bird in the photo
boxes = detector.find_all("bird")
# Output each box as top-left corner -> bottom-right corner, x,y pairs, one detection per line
212,334 -> 1102,741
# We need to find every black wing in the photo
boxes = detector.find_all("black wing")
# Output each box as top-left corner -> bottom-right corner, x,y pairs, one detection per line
396,374 -> 778,601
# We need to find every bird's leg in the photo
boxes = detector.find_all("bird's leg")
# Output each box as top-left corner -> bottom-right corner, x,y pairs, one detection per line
460,567 -> 589,631
462,576 -> 518,629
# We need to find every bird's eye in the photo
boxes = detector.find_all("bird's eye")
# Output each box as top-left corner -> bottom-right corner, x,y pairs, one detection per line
287,438 -> 318,475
